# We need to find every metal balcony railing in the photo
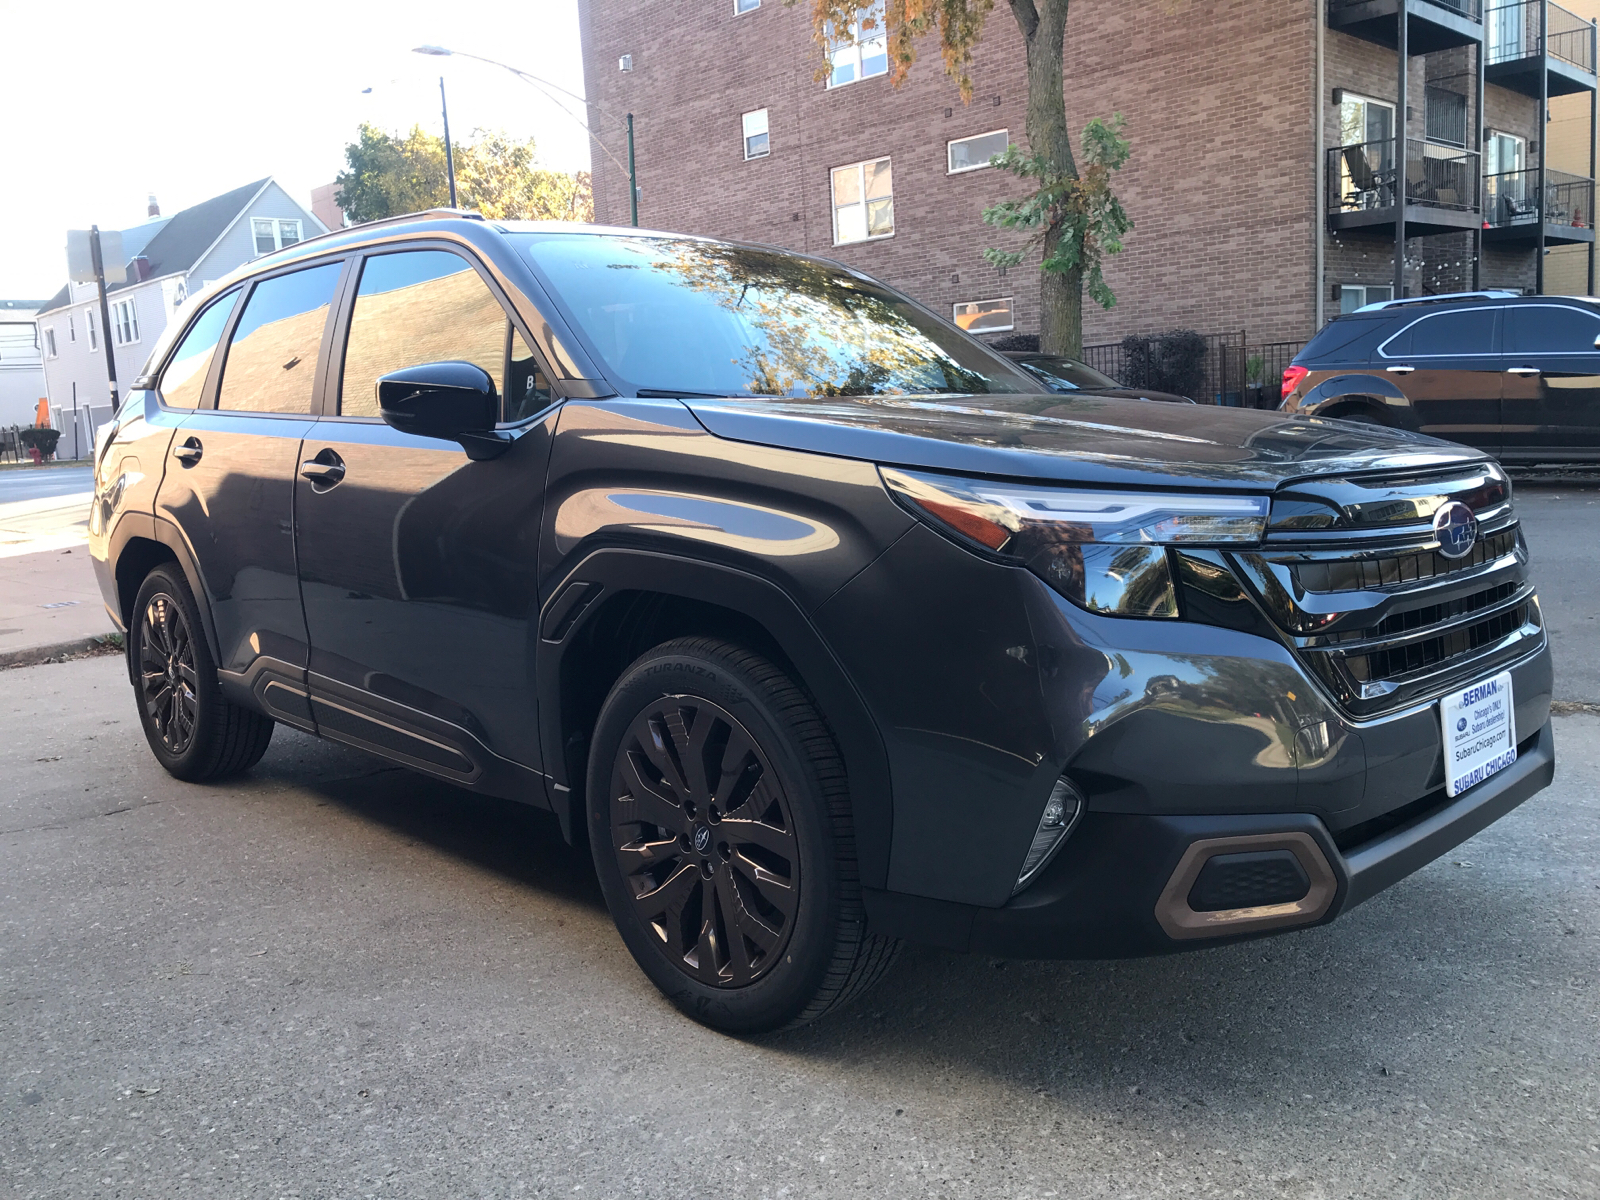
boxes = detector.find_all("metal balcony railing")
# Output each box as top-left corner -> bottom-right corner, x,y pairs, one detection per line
1487,0 -> 1595,71
1329,139 -> 1481,214
1484,168 -> 1595,227
1330,0 -> 1485,20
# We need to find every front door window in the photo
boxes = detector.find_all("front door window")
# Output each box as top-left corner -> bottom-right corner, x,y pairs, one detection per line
1339,94 -> 1396,209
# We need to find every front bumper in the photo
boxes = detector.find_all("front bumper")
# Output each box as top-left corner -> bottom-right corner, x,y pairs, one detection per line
864,718 -> 1555,957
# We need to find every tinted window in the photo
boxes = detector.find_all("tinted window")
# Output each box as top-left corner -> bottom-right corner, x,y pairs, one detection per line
341,250 -> 516,419
1386,308 -> 1499,358
1300,314 -> 1388,362
505,327 -> 552,422
1504,304 -> 1600,354
515,233 -> 1033,398
157,289 -> 240,409
216,263 -> 343,414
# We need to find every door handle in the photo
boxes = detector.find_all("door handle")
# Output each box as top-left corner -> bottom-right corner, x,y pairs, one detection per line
1506,366 -> 1541,376
173,437 -> 202,465
300,449 -> 346,489
1385,365 -> 1415,374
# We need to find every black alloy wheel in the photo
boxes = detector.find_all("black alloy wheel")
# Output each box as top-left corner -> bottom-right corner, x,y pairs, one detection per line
138,590 -> 199,756
610,695 -> 800,988
587,637 -> 899,1033
129,565 -> 275,781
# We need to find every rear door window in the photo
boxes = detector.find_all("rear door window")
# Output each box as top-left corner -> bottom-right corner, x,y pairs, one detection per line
216,262 -> 344,414
339,248 -> 543,422
157,289 -> 240,409
1382,308 -> 1500,358
1504,303 -> 1600,355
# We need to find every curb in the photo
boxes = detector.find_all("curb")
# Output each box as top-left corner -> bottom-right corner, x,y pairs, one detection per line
0,636 -> 121,670
1551,699 -> 1600,717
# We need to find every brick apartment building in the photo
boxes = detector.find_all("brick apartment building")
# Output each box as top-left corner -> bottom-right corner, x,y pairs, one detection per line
579,0 -> 1598,352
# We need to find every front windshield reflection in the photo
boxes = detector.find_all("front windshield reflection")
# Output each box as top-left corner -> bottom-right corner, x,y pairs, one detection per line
516,234 -> 1034,400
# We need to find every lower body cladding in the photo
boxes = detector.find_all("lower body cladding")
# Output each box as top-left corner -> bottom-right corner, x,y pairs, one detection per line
856,566 -> 1556,959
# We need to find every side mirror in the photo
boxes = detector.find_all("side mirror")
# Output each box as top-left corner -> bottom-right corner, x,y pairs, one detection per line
377,361 -> 510,460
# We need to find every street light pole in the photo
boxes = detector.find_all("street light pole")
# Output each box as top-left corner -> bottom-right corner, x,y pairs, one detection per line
439,76 -> 458,208
627,113 -> 639,227
89,226 -> 119,410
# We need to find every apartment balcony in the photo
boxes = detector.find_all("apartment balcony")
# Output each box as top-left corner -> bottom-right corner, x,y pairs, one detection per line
1485,1 -> 1598,96
1483,168 -> 1597,243
1328,0 -> 1484,53
1328,139 -> 1484,235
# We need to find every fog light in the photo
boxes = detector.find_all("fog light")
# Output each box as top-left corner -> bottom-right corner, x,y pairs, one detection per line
1012,777 -> 1085,895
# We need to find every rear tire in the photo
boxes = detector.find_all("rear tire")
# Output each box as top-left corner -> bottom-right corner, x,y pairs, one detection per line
587,636 -> 899,1033
129,565 -> 274,781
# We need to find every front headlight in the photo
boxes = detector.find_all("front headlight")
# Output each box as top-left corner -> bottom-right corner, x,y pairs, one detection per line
880,467 -> 1268,618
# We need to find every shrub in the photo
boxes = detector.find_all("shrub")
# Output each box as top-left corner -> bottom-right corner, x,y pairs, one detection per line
1120,330 -> 1207,399
17,427 -> 61,458
987,333 -> 1041,353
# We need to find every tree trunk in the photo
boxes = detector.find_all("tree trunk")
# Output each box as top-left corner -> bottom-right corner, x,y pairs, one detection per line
1010,0 -> 1081,356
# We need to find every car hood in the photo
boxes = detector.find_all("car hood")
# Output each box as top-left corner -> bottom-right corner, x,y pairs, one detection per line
682,392 -> 1484,490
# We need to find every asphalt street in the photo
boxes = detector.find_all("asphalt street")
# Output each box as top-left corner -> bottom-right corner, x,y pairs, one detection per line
2,656 -> 1597,1199
0,467 -> 93,505
1517,484 -> 1600,704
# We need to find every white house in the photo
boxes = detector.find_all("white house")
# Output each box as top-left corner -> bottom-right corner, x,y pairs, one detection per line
0,298 -> 49,430
34,178 -> 327,446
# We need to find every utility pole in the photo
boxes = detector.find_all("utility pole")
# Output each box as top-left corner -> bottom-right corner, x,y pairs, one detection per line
627,113 -> 639,227
440,76 -> 458,207
89,226 -> 119,409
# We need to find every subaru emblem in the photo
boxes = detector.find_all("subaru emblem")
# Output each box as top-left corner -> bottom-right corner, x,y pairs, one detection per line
694,825 -> 712,854
1432,500 -> 1478,560
1457,716 -> 1468,732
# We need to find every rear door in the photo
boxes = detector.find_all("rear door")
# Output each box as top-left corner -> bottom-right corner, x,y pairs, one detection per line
155,259 -> 347,725
1500,301 -> 1600,460
292,245 -> 558,784
1377,306 -> 1503,454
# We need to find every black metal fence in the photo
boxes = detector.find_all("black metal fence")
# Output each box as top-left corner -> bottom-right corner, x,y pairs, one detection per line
1485,167 -> 1595,229
1332,0 -> 1482,19
1078,334 -> 1305,409
1328,139 -> 1481,215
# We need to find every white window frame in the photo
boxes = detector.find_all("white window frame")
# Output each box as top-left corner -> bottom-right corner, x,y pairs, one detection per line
947,129 -> 1009,175
831,156 -> 895,246
112,297 -> 140,346
952,297 -> 1015,334
826,0 -> 888,89
734,0 -> 759,12
742,108 -> 770,160
44,327 -> 57,358
87,310 -> 97,351
1338,284 -> 1393,314
253,217 -> 304,256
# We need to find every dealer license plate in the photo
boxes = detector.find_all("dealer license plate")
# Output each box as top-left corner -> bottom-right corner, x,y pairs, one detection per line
1441,670 -> 1517,798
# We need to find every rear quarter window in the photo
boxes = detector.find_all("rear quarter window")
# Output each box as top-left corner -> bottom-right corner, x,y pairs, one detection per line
1297,316 -> 1388,364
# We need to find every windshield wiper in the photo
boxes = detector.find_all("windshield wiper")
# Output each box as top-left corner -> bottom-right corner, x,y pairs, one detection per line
635,387 -> 733,399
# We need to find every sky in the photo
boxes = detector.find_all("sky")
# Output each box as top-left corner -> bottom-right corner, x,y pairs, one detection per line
1,0 -> 592,299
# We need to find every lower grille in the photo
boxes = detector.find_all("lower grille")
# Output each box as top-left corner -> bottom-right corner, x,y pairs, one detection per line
1343,599 -> 1532,683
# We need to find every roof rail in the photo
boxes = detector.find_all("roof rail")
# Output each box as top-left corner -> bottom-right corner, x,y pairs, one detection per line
293,207 -> 487,250
1355,289 -> 1521,312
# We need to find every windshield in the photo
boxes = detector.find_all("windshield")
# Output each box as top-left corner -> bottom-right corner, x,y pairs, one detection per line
514,233 -> 1035,399
1017,355 -> 1121,391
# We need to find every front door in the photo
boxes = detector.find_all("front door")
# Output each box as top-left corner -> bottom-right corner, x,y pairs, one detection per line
293,246 -> 557,785
1377,306 -> 1503,454
1501,301 -> 1600,460
155,259 -> 346,725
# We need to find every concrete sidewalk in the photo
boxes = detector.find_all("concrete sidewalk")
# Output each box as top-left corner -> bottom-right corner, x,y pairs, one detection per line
0,484 -> 117,666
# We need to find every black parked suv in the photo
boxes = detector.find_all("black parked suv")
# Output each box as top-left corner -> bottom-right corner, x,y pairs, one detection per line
1281,290 -> 1600,461
92,214 -> 1554,1032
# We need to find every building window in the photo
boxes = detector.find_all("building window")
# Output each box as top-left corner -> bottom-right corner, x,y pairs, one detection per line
827,0 -> 888,88
948,130 -> 1009,174
112,298 -> 140,345
953,297 -> 1014,333
831,157 -> 894,244
44,328 -> 57,358
1425,86 -> 1467,148
87,310 -> 97,350
253,218 -> 303,256
68,315 -> 76,342
1339,284 -> 1393,314
735,0 -> 759,11
742,109 -> 770,160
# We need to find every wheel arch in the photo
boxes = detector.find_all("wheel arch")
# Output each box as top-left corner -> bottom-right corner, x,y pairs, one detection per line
537,548 -> 893,890
1300,372 -> 1413,429
109,516 -> 223,667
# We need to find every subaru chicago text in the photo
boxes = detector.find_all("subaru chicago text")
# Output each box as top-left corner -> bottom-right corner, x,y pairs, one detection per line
89,214 -> 1555,1032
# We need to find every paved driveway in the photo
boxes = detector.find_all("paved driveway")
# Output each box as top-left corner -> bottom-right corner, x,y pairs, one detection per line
3,657 -> 1596,1199
1517,484 -> 1600,704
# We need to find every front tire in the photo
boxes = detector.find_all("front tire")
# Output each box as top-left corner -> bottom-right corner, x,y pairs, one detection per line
130,564 -> 274,781
587,637 -> 899,1033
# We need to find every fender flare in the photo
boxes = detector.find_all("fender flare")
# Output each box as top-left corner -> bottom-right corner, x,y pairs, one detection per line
536,547 -> 894,889
107,510 -> 224,668
1301,372 -> 1413,427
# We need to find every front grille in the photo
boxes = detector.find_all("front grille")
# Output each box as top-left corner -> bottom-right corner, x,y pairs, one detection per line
1231,465 -> 1543,717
